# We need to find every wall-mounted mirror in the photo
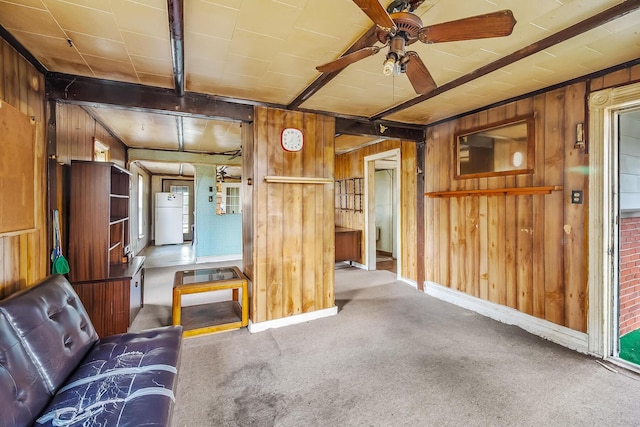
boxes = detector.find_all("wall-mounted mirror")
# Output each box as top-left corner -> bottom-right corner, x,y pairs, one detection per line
454,114 -> 535,179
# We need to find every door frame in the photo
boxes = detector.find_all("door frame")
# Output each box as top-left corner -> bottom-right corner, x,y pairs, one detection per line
364,148 -> 401,278
588,81 -> 640,369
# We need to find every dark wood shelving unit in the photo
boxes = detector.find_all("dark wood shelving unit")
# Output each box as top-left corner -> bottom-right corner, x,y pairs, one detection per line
68,161 -> 144,337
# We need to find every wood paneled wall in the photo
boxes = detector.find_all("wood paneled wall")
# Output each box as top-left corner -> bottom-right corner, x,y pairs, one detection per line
243,106 -> 335,323
335,140 -> 418,283
53,103 -> 127,257
55,103 -> 125,167
589,63 -> 640,92
0,39 -> 47,298
425,84 -> 589,332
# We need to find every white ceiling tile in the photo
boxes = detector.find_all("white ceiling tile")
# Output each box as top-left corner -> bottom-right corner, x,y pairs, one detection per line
43,0 -> 122,41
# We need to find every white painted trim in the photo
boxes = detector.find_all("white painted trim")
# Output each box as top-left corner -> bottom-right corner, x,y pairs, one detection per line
336,260 -> 367,270
195,254 -> 242,263
363,148 -> 402,280
606,357 -> 640,375
248,306 -> 338,333
424,281 -> 589,354
588,81 -> 640,358
399,278 -> 417,289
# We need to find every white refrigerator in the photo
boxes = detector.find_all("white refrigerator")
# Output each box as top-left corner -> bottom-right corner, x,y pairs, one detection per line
155,192 -> 184,245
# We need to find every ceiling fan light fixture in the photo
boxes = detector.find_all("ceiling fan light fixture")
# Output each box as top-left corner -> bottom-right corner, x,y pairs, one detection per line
382,56 -> 396,76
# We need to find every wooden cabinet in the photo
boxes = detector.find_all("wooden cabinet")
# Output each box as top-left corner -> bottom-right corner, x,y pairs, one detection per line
335,227 -> 362,262
68,161 -> 144,337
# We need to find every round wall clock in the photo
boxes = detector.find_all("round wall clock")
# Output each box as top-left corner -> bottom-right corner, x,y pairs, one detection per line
281,127 -> 304,152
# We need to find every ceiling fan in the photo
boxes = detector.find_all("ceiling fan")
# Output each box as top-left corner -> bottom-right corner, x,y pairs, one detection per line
316,0 -> 517,94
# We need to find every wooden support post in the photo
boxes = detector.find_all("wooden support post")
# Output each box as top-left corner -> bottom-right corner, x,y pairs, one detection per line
416,141 -> 425,291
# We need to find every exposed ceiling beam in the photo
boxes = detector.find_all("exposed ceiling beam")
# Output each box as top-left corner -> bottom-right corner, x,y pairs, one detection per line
372,0 -> 640,120
46,73 -> 254,122
287,26 -> 379,110
128,148 -> 242,166
335,117 -> 425,142
167,0 -> 185,96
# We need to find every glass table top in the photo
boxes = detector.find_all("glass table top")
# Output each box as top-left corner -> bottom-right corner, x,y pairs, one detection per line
180,267 -> 240,285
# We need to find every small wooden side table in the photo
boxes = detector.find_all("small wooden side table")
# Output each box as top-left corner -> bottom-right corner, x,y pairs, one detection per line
172,266 -> 248,337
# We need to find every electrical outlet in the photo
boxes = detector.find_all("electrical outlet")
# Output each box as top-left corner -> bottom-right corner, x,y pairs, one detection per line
208,196 -> 213,202
571,190 -> 583,204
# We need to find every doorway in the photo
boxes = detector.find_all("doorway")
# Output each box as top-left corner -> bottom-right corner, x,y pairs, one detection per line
364,149 -> 401,277
374,166 -> 397,273
588,80 -> 640,372
615,108 -> 640,367
163,179 -> 194,242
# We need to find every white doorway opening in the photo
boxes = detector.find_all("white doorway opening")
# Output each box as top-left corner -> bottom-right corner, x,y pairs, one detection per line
588,80 -> 640,374
364,148 -> 401,278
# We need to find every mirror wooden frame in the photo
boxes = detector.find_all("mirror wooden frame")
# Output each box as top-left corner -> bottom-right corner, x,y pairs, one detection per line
454,114 -> 535,179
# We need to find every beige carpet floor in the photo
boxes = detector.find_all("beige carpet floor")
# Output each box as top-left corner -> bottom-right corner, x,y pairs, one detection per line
132,265 -> 640,427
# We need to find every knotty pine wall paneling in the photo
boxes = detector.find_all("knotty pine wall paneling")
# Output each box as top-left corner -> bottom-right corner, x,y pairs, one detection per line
335,139 -> 418,283
0,38 -> 47,298
244,106 -> 335,324
424,82 -> 589,332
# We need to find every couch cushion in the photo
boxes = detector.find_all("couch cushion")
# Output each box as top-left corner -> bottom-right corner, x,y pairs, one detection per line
36,325 -> 183,427
0,312 -> 52,427
0,275 -> 99,394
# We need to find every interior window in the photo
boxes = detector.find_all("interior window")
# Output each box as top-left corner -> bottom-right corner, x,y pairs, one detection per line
222,183 -> 242,214
94,138 -> 110,162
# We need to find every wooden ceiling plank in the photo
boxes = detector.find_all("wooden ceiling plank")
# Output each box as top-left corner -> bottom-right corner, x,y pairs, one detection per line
287,25 -> 379,110
371,0 -> 640,121
46,73 -> 254,122
167,0 -> 184,96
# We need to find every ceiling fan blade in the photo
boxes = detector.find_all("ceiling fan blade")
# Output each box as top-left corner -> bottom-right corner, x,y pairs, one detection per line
352,0 -> 396,32
404,52 -> 436,94
316,46 -> 381,73
418,10 -> 516,44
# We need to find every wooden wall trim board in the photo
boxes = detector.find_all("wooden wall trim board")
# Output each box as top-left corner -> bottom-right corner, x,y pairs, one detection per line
426,186 -> 563,198
264,176 -> 333,184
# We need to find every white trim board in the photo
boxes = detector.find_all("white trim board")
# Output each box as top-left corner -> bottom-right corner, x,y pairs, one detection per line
399,278 -> 417,289
424,281 -> 589,354
196,254 -> 242,263
248,306 -> 338,333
